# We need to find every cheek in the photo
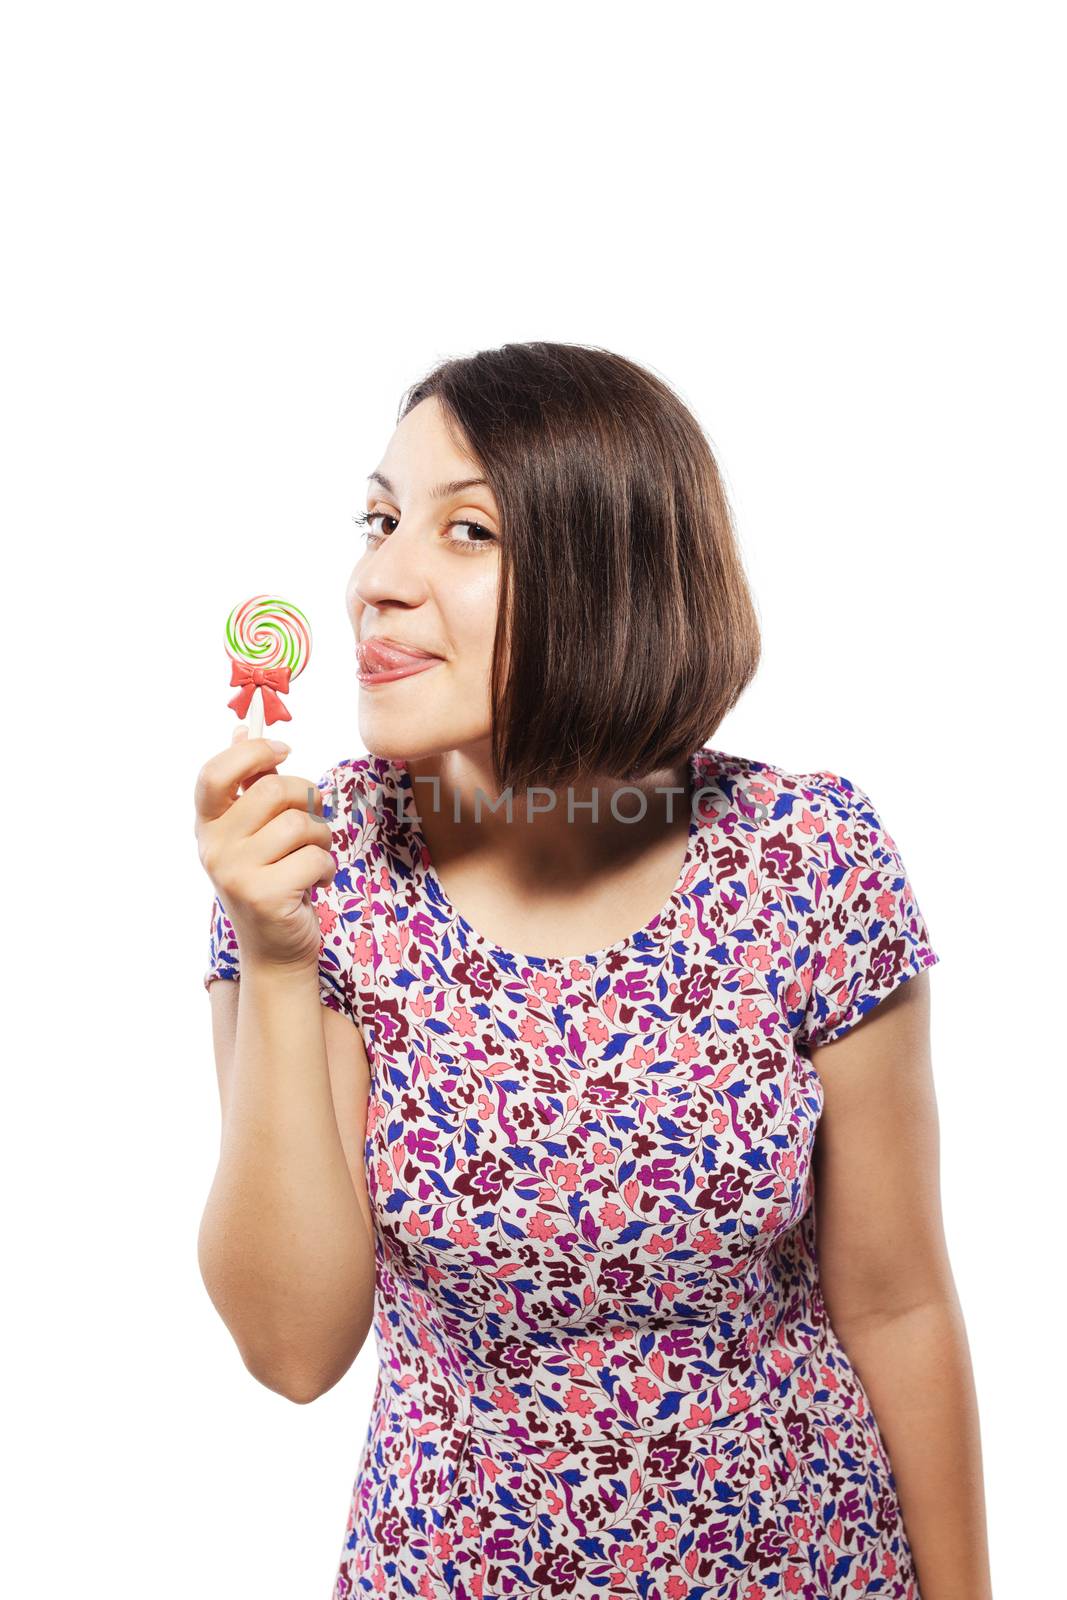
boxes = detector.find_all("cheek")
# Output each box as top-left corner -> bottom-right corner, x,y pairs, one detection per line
441,566 -> 500,660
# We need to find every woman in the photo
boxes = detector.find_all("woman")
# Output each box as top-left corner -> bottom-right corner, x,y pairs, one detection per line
196,343 -> 992,1599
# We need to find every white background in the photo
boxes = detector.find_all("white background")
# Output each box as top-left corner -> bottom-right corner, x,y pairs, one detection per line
4,4 -> 1062,1595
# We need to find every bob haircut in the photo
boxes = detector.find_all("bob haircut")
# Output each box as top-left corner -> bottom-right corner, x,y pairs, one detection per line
398,341 -> 761,797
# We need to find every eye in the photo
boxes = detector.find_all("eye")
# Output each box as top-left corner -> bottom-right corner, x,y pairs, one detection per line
352,511 -> 396,541
352,510 -> 498,554
445,519 -> 498,554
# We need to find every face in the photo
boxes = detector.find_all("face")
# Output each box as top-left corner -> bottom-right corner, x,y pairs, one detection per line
347,395 -> 503,764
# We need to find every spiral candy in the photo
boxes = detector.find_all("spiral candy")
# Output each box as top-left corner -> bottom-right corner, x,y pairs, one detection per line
225,594 -> 312,735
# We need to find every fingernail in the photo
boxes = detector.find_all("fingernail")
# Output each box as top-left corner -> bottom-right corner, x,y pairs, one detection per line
268,739 -> 291,754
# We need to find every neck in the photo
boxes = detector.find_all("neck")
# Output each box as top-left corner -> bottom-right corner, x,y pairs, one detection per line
404,744 -> 693,880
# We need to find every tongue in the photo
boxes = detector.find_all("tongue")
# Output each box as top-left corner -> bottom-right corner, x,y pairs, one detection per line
376,648 -> 423,668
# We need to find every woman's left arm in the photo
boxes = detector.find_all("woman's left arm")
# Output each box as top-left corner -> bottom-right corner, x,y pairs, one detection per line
809,969 -> 993,1600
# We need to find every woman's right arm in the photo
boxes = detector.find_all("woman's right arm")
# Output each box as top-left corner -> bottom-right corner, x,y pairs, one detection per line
196,731 -> 376,1403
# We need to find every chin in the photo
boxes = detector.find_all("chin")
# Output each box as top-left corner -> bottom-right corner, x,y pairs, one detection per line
355,712 -> 490,766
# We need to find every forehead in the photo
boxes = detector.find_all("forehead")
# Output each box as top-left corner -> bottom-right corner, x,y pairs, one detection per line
370,397 -> 496,504
389,394 -> 471,465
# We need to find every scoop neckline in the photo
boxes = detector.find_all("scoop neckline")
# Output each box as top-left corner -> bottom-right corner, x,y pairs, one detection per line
392,748 -> 706,971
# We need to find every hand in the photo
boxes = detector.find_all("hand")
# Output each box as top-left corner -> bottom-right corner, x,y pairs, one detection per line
194,724 -> 336,973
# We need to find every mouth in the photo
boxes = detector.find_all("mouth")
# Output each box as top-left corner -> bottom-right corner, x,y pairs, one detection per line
357,635 -> 445,685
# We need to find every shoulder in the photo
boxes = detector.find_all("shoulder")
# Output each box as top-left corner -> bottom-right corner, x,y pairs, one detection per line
692,745 -> 847,835
785,765 -> 917,891
692,747 -> 905,891
315,751 -> 400,869
689,749 -> 938,1046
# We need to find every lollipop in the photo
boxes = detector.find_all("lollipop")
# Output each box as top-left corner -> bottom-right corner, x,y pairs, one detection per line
225,595 -> 312,738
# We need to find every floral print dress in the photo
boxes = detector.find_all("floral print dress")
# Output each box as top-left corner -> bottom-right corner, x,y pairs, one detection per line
205,746 -> 940,1600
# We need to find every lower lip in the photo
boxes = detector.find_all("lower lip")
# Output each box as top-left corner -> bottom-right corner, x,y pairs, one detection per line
357,654 -> 443,686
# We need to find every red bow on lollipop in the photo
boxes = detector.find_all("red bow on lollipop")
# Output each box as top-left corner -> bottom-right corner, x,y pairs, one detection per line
227,660 -> 293,724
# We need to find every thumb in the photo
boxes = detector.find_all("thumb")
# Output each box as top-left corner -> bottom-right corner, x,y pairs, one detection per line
231,723 -> 249,744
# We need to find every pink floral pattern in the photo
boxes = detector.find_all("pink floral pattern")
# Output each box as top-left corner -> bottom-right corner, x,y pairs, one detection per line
205,747 -> 940,1599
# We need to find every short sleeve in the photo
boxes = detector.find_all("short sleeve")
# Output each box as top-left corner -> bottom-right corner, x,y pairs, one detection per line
203,757 -> 379,1029
796,772 -> 940,1050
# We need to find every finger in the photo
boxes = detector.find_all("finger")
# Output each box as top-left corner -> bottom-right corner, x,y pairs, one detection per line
223,772 -> 330,843
194,735 -> 293,822
254,842 -> 337,901
237,790 -> 335,865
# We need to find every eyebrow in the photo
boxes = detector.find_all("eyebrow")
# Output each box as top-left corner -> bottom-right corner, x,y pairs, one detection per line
366,471 -> 490,501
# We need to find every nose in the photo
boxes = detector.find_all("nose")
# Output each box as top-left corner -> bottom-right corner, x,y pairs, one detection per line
351,520 -> 431,609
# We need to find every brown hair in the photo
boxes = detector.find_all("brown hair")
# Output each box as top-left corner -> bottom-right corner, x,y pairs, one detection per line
398,341 -> 761,796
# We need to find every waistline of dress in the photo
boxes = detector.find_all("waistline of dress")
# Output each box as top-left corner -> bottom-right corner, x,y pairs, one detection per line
376,1327 -> 835,1450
